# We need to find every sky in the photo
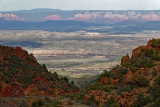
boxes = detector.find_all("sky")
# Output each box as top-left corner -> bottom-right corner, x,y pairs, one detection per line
0,0 -> 160,11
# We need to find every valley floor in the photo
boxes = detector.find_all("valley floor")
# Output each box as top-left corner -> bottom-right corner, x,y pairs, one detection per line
0,30 -> 160,88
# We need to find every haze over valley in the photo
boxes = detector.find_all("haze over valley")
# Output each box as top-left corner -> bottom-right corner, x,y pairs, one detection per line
0,29 -> 160,84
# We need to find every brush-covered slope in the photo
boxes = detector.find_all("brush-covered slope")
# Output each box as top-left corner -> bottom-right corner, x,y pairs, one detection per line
0,45 -> 78,97
83,39 -> 160,107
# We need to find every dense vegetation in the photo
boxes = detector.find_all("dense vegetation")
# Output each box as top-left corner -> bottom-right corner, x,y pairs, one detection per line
0,45 -> 78,97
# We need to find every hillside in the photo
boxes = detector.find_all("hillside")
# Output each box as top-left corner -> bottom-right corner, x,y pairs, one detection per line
65,39 -> 160,107
0,45 -> 78,97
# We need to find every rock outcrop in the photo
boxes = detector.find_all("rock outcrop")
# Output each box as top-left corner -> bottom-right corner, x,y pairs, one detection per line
121,39 -> 160,65
121,53 -> 131,65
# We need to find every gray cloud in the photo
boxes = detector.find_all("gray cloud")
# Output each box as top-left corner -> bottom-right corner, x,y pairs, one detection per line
0,0 -> 160,11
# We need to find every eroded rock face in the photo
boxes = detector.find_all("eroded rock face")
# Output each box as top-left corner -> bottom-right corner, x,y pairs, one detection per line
131,46 -> 145,59
121,53 -> 131,65
147,39 -> 153,48
124,70 -> 133,84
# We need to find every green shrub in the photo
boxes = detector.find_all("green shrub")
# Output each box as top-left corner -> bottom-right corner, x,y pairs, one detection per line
3,76 -> 12,83
118,67 -> 128,75
116,90 -> 122,96
130,66 -> 136,73
149,85 -> 160,100
145,49 -> 154,58
152,68 -> 157,77
86,94 -> 96,105
61,87 -> 69,92
0,66 -> 4,72
21,84 -> 29,89
152,39 -> 160,47
153,51 -> 160,61
144,48 -> 160,61
50,84 -> 55,89
117,66 -> 128,81
53,72 -> 58,78
103,85 -> 118,92
73,92 -> 85,101
136,92 -> 151,107
86,82 -> 103,92
121,85 -> 132,92
154,97 -> 160,106
131,74 -> 149,87
154,77 -> 160,85
132,54 -> 154,68
45,72 -> 54,81
32,102 -> 38,107
18,76 -> 33,84
61,77 -> 69,83
42,64 -> 48,72
38,99 -> 43,106
45,97 -> 50,102
71,81 -> 74,85
103,97 -> 119,107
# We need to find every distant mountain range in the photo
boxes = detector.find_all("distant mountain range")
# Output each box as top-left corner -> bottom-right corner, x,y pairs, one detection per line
1,8 -> 160,24
1,8 -> 160,33
0,17 -> 160,33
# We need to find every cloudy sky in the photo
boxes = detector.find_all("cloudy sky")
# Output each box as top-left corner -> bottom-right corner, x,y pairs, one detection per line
0,0 -> 160,11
